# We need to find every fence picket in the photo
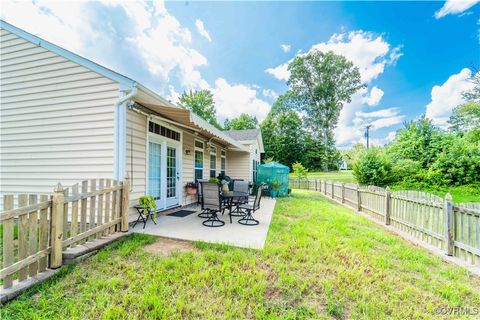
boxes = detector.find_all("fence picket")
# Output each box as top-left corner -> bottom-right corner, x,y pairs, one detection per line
71,184 -> 79,246
38,195 -> 49,272
18,194 -> 29,281
28,194 -> 38,277
89,179 -> 97,241
80,180 -> 88,243
104,179 -> 111,235
3,195 -> 14,289
97,179 -> 104,239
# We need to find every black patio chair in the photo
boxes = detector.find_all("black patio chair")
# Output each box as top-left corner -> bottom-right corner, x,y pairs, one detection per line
229,180 -> 249,217
238,185 -> 263,226
197,179 -> 211,218
201,182 -> 225,227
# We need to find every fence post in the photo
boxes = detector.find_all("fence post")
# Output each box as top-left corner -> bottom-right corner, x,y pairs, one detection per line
50,183 -> 64,269
331,182 -> 334,199
356,186 -> 362,212
121,175 -> 130,232
385,186 -> 391,225
315,179 -> 318,191
323,180 -> 326,195
444,193 -> 454,256
341,183 -> 345,203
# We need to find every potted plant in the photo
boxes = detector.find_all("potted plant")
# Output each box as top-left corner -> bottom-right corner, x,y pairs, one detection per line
185,182 -> 197,195
209,177 -> 220,184
138,195 -> 157,221
271,179 -> 280,198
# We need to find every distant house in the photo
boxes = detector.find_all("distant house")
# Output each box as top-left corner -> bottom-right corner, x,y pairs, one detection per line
0,20 -> 264,217
339,159 -> 348,170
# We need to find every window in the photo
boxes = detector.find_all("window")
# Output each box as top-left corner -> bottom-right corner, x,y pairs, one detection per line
221,150 -> 226,176
209,146 -> 217,178
194,140 -> 204,181
252,159 -> 258,183
148,121 -> 180,141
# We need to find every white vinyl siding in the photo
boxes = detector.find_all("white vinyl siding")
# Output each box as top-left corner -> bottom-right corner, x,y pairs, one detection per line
0,29 -> 118,196
125,110 -> 147,218
182,132 -> 196,205
226,150 -> 251,182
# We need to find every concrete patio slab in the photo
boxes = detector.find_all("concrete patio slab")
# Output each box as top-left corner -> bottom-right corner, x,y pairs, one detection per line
131,197 -> 276,249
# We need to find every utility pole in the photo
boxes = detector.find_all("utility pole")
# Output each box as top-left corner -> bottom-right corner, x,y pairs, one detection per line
365,124 -> 372,149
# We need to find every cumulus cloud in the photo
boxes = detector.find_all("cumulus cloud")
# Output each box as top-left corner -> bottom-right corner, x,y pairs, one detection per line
212,78 -> 271,122
363,86 -> 384,106
265,63 -> 290,81
195,19 -> 212,42
425,68 -> 474,127
280,44 -> 291,53
435,0 -> 480,19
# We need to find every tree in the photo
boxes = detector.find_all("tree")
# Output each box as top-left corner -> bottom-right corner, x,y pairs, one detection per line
448,102 -> 480,132
287,50 -> 364,171
387,117 -> 453,168
292,162 -> 308,180
223,113 -> 258,130
179,90 -> 222,129
261,97 -> 304,168
352,148 -> 392,187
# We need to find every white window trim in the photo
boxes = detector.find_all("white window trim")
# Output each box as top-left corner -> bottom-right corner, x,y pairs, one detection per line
221,149 -> 226,174
194,139 -> 204,180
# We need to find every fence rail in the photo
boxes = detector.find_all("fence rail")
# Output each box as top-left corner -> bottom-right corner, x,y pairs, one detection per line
290,178 -> 480,265
1,178 -> 130,290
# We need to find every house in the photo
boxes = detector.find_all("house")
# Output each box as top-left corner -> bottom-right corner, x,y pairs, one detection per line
0,20 -> 264,217
224,129 -> 264,183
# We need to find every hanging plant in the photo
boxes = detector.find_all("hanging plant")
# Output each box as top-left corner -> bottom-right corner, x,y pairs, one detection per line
139,195 -> 157,221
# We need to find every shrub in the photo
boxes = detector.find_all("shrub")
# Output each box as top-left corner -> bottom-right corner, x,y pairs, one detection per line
292,162 -> 308,180
352,148 -> 392,187
391,159 -> 422,183
429,139 -> 480,185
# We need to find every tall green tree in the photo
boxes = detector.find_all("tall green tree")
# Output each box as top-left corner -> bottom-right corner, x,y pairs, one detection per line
223,113 -> 258,130
287,50 -> 364,171
179,90 -> 222,129
448,102 -> 480,132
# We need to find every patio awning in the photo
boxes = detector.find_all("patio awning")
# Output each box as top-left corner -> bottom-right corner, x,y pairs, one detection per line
132,93 -> 249,151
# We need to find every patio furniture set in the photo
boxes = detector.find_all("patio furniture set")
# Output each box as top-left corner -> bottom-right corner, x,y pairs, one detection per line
197,180 -> 263,227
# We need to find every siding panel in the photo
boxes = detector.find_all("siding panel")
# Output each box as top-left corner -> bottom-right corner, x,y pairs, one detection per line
0,29 -> 117,198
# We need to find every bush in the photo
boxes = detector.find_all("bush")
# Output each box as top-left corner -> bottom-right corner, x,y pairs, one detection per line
292,162 -> 308,180
429,139 -> 480,185
352,148 -> 392,187
391,159 -> 422,183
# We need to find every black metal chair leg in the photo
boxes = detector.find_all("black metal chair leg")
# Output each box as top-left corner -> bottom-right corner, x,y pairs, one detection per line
238,210 -> 259,226
133,212 -> 145,229
202,210 -> 225,227
198,209 -> 213,218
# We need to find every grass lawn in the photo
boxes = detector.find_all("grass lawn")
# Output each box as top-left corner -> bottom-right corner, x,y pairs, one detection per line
2,190 -> 480,319
290,171 -> 479,202
290,170 -> 356,183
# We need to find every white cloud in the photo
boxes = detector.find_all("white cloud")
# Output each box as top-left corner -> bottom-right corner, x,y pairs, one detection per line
212,78 -> 271,122
356,107 -> 401,119
195,19 -> 212,42
363,86 -> 384,106
266,30 -> 402,84
265,63 -> 290,81
280,44 -> 291,53
262,89 -> 279,100
425,68 -> 474,127
435,0 -> 480,19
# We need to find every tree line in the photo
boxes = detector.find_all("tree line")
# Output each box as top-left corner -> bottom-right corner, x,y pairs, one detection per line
179,50 -> 364,171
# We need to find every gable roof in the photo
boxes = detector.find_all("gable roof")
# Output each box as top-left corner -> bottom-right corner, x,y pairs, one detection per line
224,129 -> 261,141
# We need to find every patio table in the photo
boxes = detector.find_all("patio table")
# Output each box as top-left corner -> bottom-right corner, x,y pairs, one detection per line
133,205 -> 158,229
221,191 -> 249,223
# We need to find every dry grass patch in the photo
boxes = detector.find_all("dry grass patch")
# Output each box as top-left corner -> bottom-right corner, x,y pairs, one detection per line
143,237 -> 197,257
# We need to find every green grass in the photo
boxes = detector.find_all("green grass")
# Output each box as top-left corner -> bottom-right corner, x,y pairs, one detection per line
290,170 -> 356,183
2,190 -> 480,319
290,171 -> 479,202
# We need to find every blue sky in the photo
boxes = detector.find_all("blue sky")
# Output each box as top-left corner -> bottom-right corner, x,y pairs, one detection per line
2,1 -> 479,147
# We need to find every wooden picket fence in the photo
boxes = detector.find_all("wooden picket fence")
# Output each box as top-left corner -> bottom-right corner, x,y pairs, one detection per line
0,178 -> 130,290
290,179 -> 480,265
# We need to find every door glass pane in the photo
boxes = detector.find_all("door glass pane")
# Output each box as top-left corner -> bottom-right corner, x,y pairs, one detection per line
148,142 -> 161,200
167,147 -> 177,198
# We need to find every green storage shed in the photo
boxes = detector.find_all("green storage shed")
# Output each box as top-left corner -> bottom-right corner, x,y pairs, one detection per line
257,162 -> 290,197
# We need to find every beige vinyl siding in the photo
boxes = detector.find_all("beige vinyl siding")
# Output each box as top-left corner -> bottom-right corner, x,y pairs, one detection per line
126,110 -> 147,218
182,132 -> 196,205
0,29 -> 118,197
226,150 -> 251,181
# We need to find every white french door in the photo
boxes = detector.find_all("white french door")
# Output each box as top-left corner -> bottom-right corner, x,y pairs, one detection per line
147,136 -> 181,210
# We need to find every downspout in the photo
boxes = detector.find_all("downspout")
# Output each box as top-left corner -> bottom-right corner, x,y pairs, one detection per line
114,85 -> 138,181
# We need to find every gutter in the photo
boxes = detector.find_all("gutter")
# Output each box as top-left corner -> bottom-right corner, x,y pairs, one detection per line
114,85 -> 138,181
